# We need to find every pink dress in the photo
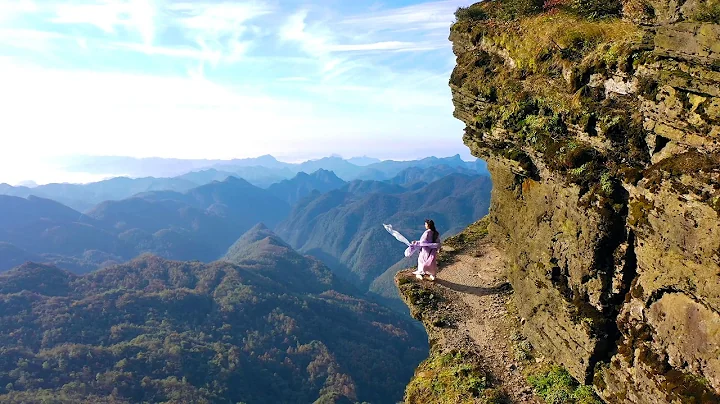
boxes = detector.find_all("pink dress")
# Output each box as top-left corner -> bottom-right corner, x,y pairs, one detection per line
417,229 -> 439,276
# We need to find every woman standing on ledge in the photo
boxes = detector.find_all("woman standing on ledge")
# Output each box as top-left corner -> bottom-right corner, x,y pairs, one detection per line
412,219 -> 440,281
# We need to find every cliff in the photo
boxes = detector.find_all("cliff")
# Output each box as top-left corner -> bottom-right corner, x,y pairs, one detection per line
399,0 -> 719,403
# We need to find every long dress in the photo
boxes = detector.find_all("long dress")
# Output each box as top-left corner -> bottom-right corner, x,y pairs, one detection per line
417,229 -> 439,276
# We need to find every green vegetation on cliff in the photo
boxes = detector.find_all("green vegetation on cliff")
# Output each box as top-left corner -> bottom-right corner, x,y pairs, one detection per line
527,365 -> 600,404
405,351 -> 497,404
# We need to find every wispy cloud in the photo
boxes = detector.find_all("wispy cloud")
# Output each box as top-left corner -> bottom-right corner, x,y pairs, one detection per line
52,0 -> 158,44
168,1 -> 273,64
0,0 -> 38,23
0,0 -> 472,183
340,0 -> 466,31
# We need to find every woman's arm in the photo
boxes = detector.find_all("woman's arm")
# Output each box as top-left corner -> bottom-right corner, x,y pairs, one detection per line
415,241 -> 441,248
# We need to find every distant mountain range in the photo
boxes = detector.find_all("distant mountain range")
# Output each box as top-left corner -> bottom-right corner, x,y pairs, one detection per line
0,226 -> 427,403
55,154 -> 482,179
0,177 -> 200,212
1,155 -> 487,212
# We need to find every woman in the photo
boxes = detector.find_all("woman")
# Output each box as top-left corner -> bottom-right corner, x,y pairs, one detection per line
412,219 -> 440,281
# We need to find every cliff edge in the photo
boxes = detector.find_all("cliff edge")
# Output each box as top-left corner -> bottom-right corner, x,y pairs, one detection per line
399,1 -> 719,403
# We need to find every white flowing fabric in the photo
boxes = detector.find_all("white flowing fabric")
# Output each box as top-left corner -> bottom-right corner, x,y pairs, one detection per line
383,224 -> 411,246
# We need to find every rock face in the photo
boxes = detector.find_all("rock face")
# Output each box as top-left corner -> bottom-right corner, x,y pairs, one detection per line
447,1 -> 719,402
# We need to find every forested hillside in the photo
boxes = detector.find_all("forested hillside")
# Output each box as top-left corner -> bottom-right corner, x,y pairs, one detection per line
0,229 -> 427,403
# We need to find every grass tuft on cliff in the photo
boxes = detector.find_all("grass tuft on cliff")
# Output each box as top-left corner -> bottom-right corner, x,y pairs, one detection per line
405,350 -> 501,404
527,365 -> 601,404
440,217 -> 489,253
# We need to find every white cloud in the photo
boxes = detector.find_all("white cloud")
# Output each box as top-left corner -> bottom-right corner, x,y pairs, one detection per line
0,59 -> 358,153
0,27 -> 68,44
279,9 -> 330,56
0,0 -> 38,24
168,2 -> 272,33
52,0 -> 158,44
5,1 -> 272,66
279,7 -> 451,56
106,41 -> 219,61
168,1 -> 273,65
340,0 -> 467,31
276,76 -> 310,82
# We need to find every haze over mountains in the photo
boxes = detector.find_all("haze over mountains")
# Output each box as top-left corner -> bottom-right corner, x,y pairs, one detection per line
0,155 -> 491,310
0,153 -> 492,402
0,155 -> 488,211
48,154 -> 477,180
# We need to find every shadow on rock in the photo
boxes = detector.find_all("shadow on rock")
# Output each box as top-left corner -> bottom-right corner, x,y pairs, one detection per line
435,279 -> 513,296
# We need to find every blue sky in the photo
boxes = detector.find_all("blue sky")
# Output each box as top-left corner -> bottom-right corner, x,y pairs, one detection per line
0,0 -> 473,183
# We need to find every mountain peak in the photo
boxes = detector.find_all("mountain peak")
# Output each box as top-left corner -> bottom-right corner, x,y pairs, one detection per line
224,223 -> 292,263
222,176 -> 252,185
249,222 -> 269,232
203,175 -> 257,190
310,168 -> 341,179
267,168 -> 346,206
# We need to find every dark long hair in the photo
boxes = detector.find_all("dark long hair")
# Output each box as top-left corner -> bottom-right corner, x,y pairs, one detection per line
425,219 -> 439,242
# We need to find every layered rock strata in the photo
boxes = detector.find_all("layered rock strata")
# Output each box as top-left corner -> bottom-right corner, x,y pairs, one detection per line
444,1 -> 720,402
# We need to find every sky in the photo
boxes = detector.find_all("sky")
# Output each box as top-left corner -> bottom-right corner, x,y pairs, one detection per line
0,0 -> 473,184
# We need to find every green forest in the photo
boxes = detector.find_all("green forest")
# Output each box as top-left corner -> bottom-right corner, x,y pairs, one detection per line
0,232 -> 428,403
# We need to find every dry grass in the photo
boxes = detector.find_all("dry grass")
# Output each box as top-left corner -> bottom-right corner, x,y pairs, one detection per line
485,13 -> 643,72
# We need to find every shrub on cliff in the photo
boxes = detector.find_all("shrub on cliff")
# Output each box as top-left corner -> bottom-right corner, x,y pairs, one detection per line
527,365 -> 601,404
544,0 -> 622,19
405,351 -> 495,404
695,0 -> 720,23
455,5 -> 488,21
500,0 -> 546,19
455,0 -> 545,21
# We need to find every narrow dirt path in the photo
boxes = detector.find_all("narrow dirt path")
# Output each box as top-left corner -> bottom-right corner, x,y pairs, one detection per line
403,237 -> 539,403
437,240 -> 537,403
